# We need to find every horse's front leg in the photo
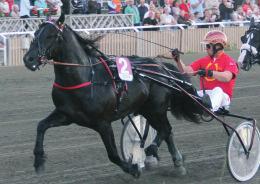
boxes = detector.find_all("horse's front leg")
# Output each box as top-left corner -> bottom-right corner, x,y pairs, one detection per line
34,109 -> 70,173
95,122 -> 141,178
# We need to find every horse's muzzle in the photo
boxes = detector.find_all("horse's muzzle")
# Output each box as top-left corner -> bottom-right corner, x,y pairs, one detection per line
23,54 -> 41,71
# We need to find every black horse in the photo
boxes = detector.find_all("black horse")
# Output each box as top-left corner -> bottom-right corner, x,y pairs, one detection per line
238,18 -> 260,71
23,14 -> 203,177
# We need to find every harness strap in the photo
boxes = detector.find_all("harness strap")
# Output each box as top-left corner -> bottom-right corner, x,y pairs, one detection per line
99,57 -> 118,93
53,81 -> 92,90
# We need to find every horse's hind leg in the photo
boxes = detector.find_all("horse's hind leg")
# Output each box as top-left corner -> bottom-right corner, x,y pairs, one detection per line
145,114 -> 186,175
95,122 -> 140,178
165,132 -> 186,175
34,109 -> 70,173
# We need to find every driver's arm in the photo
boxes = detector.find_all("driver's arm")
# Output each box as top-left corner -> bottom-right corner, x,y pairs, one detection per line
212,71 -> 233,82
175,59 -> 195,75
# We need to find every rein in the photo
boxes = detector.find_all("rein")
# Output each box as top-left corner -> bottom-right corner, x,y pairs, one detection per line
43,59 -> 103,67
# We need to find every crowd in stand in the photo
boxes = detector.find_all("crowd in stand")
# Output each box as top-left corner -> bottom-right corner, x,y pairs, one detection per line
0,0 -> 62,17
117,0 -> 260,29
1,0 -> 260,28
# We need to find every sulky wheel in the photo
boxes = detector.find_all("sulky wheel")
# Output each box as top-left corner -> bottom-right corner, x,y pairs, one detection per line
120,115 -> 157,169
227,121 -> 260,181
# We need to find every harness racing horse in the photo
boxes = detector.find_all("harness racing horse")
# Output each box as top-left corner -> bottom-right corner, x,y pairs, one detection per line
23,14 -> 203,177
238,18 -> 260,71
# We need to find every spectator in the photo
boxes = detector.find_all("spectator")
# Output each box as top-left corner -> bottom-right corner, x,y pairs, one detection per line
190,0 -> 204,18
150,0 -> 158,7
219,0 -> 234,21
30,0 -> 35,6
143,10 -> 159,31
82,0 -> 89,14
252,5 -> 260,20
144,3 -> 156,19
124,0 -> 141,26
46,0 -> 62,15
190,11 -> 201,24
198,8 -> 216,28
204,0 -> 219,10
96,0 -> 102,14
10,3 -> 19,17
179,0 -> 191,20
34,0 -> 47,16
178,9 -> 192,26
171,2 -> 180,18
164,0 -> 172,15
211,6 -> 221,22
0,0 -> 10,16
107,0 -> 117,14
159,0 -> 165,7
242,0 -> 253,14
113,0 -> 122,13
233,5 -> 246,21
20,0 -> 35,18
155,10 -> 161,23
234,0 -> 243,10
160,6 -> 177,25
6,0 -> 13,13
138,0 -> 149,23
87,0 -> 98,14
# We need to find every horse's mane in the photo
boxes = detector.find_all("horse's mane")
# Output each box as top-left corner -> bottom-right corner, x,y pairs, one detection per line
66,26 -> 100,57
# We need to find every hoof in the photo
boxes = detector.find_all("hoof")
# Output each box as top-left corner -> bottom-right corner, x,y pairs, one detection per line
130,164 -> 141,178
34,163 -> 45,174
34,155 -> 46,174
174,166 -> 187,176
132,170 -> 141,178
145,156 -> 158,170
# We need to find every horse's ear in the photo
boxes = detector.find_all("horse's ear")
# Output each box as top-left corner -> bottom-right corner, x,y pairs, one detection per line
57,12 -> 65,25
57,0 -> 69,25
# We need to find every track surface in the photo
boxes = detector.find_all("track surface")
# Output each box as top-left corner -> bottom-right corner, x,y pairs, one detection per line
0,52 -> 259,184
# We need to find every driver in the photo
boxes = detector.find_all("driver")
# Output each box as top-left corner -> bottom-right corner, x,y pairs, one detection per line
172,30 -> 239,112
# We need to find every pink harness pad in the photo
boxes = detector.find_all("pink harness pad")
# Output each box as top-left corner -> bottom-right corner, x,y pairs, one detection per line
116,57 -> 133,81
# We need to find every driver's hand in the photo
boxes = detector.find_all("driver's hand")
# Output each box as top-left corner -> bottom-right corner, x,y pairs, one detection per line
197,69 -> 213,77
171,48 -> 183,62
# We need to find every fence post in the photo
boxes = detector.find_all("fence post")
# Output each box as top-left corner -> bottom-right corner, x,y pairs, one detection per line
0,34 -> 7,66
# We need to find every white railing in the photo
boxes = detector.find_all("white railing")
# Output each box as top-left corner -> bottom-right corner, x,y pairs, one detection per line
0,14 -> 134,33
0,34 -> 7,66
75,20 -> 256,33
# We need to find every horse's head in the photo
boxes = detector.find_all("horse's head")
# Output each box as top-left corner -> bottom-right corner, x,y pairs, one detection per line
23,14 -> 65,71
238,18 -> 260,71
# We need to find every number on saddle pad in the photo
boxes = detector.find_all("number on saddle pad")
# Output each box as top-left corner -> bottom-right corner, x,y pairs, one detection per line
116,57 -> 133,81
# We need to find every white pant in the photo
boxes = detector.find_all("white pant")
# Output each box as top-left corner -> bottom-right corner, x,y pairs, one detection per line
197,87 -> 231,112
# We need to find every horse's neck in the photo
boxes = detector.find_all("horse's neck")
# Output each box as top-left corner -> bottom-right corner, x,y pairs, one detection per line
53,40 -> 92,85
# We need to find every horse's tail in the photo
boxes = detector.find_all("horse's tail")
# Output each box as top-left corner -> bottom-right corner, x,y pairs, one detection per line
169,86 -> 202,123
160,62 -> 203,123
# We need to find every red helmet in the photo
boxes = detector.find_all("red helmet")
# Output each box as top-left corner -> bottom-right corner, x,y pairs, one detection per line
202,30 -> 228,47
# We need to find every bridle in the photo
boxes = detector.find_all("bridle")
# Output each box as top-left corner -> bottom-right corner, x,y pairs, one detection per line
34,21 -> 103,68
34,21 -> 63,66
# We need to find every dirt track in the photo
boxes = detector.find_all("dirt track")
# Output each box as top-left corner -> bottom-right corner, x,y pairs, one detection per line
0,52 -> 259,184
